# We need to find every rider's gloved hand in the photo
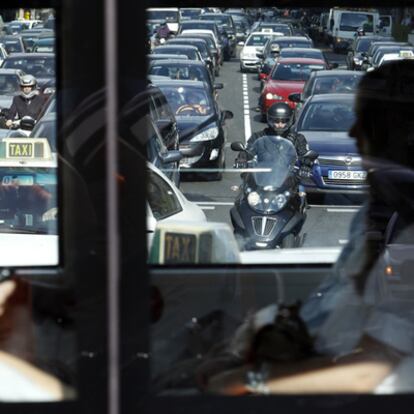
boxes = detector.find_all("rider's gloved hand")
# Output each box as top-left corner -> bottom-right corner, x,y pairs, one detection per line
5,120 -> 12,128
298,165 -> 313,178
234,153 -> 248,169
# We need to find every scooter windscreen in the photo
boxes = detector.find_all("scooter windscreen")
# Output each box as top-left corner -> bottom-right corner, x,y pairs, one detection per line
249,135 -> 298,190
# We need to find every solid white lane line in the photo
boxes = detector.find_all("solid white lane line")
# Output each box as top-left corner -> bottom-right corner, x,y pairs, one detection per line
200,206 -> 216,210
327,208 -> 359,213
338,239 -> 349,244
242,74 -> 252,143
308,205 -> 361,208
195,201 -> 234,206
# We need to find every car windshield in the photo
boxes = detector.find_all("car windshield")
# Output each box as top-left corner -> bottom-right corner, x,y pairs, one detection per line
246,34 -> 271,46
356,38 -> 374,52
0,74 -> 20,95
147,10 -> 179,22
181,22 -> 215,32
158,84 -> 213,117
3,57 -> 55,78
273,40 -> 311,49
149,64 -> 208,83
299,101 -> 356,131
203,15 -> 231,28
154,48 -> 198,60
272,62 -> 325,81
32,120 -> 57,152
340,13 -> 374,32
250,135 -> 298,188
280,49 -> 323,59
1,40 -> 23,53
311,75 -> 362,95
181,9 -> 201,19
0,167 -> 57,235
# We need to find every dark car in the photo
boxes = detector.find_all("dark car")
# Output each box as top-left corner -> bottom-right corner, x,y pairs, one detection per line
199,13 -> 237,60
0,35 -> 25,54
166,37 -> 215,77
152,45 -> 203,61
1,53 -> 55,93
362,41 -> 409,70
119,82 -> 181,186
178,32 -> 222,76
148,59 -> 223,98
147,54 -> 189,64
152,79 -> 233,180
293,93 -> 368,194
346,35 -> 391,70
20,28 -> 54,52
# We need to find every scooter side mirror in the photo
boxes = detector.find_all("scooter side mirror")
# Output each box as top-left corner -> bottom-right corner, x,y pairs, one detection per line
231,141 -> 246,152
304,150 -> 318,161
288,92 -> 302,103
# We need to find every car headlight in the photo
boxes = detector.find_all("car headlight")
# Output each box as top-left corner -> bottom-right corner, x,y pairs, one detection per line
189,125 -> 219,142
265,92 -> 283,100
353,57 -> 362,64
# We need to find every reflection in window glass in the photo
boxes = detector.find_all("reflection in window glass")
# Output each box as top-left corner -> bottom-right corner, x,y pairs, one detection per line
146,6 -> 414,400
0,7 -> 75,403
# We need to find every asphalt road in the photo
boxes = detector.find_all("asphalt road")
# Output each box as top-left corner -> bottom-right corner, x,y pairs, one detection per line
181,44 -> 365,248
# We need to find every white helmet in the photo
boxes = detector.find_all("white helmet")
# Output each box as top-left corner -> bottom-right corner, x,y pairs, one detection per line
19,75 -> 39,99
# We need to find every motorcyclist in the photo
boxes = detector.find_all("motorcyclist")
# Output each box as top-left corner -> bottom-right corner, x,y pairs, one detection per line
235,102 -> 316,179
155,20 -> 171,42
5,75 -> 46,128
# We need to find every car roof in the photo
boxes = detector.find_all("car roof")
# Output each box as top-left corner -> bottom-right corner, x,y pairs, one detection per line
311,69 -> 364,77
150,79 -> 206,88
0,68 -> 24,75
308,93 -> 356,103
150,59 -> 206,67
181,20 -> 216,25
3,52 -> 54,58
154,45 -> 198,51
148,54 -> 189,60
280,47 -> 322,53
277,57 -> 326,64
272,36 -> 311,41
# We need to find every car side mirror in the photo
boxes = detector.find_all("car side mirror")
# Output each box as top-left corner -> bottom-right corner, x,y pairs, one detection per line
221,110 -> 234,123
329,62 -> 339,69
156,118 -> 174,134
161,149 -> 182,164
20,116 -> 36,130
214,83 -> 224,90
288,92 -> 302,103
256,52 -> 264,59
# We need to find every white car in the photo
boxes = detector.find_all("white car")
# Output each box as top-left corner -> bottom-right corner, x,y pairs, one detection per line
146,163 -> 206,249
240,31 -> 280,72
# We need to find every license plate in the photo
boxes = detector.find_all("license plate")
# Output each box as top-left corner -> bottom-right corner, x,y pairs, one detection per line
328,170 -> 367,180
1,175 -> 34,186
7,142 -> 34,158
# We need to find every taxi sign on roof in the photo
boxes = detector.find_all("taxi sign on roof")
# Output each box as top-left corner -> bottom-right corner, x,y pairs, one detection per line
399,50 -> 414,58
0,138 -> 53,163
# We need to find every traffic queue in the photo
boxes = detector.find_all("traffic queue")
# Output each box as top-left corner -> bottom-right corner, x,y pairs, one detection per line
143,6 -> 414,257
0,12 -> 57,265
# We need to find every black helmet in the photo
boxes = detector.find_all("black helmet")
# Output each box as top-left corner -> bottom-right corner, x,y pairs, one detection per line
267,102 -> 294,135
356,27 -> 365,36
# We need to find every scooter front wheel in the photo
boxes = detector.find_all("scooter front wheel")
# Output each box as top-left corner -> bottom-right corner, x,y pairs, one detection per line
281,233 -> 297,248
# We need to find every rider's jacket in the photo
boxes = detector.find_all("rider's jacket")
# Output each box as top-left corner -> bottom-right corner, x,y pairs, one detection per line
7,94 -> 46,121
246,127 -> 311,162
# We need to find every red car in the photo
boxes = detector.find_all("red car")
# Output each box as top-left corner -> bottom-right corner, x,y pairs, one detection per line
259,57 -> 327,117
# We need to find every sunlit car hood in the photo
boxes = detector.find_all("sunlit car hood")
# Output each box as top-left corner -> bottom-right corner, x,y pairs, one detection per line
298,130 -> 358,154
265,79 -> 305,95
175,114 -> 217,141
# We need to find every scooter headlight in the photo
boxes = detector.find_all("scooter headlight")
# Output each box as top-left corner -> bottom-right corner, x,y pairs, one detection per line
271,194 -> 287,210
247,191 -> 261,207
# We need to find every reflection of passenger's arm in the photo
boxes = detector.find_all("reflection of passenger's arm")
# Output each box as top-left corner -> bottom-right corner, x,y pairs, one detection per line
206,336 -> 400,395
0,350 -> 76,401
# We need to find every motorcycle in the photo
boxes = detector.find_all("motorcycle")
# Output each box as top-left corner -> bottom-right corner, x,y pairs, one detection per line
230,135 -> 317,250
